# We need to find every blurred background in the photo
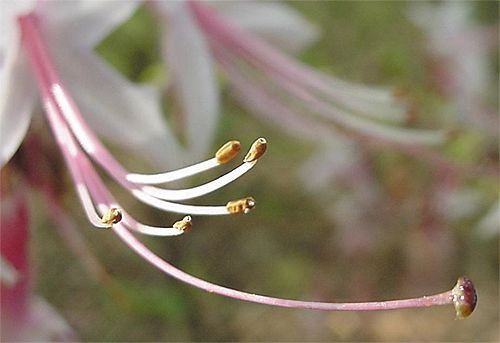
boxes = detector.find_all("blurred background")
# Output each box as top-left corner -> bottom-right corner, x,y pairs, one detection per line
8,1 -> 499,341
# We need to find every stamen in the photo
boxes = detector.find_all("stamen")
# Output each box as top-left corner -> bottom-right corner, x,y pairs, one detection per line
244,138 -> 267,162
215,140 -> 241,164
96,203 -> 186,238
141,161 -> 255,201
126,158 -> 220,185
226,197 -> 256,214
100,208 -> 123,227
131,189 -> 231,215
173,216 -> 192,232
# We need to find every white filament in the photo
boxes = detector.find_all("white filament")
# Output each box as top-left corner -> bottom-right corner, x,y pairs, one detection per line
132,189 -> 230,215
96,203 -> 184,237
126,158 -> 220,184
76,184 -> 110,229
141,161 -> 255,201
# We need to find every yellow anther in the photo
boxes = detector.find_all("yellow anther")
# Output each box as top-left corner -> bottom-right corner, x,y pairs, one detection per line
173,215 -> 192,232
215,140 -> 241,164
226,197 -> 256,214
244,138 -> 267,162
101,208 -> 122,227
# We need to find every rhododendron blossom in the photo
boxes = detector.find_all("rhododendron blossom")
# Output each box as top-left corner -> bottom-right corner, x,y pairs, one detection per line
1,0 -> 478,330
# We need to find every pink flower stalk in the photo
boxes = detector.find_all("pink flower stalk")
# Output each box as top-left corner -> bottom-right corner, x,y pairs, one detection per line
15,12 -> 477,318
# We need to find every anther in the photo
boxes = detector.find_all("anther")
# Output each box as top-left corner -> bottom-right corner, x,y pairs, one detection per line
216,140 -> 241,164
101,208 -> 122,227
244,138 -> 267,163
173,215 -> 192,232
226,197 -> 256,214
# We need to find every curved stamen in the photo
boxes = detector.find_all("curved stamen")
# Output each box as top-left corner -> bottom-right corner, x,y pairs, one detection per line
141,161 -> 255,200
127,140 -> 241,186
126,158 -> 219,184
95,203 -> 187,237
20,14 -> 260,221
131,189 -> 241,216
140,139 -> 265,201
43,100 -> 110,229
81,156 -> 190,237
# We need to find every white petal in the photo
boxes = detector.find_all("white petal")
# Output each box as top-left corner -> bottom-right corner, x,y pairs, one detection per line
22,296 -> 77,341
478,201 -> 500,238
212,1 -> 319,53
0,27 -> 35,168
298,136 -> 358,192
37,0 -> 139,49
47,43 -> 185,168
162,2 -> 219,160
0,0 -> 35,54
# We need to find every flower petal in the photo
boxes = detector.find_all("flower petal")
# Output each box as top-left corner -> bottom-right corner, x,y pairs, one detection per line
161,2 -> 219,161
47,43 -> 185,168
212,1 -> 319,53
37,0 -> 139,49
6,296 -> 77,342
0,27 -> 36,168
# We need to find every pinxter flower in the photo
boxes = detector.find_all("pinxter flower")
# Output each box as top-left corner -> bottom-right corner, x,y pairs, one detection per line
1,1 -> 477,318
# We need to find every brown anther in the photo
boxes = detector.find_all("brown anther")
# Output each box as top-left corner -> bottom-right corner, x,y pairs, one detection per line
451,276 -> 477,320
215,140 -> 241,164
244,138 -> 267,163
101,208 -> 122,227
226,197 -> 256,214
173,216 -> 192,232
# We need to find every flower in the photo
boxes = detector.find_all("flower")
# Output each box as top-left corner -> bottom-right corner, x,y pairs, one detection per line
1,0 -> 478,320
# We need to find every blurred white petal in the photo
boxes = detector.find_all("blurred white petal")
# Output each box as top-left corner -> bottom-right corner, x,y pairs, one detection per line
38,0 -> 139,49
2,296 -> 77,342
48,44 -> 184,168
212,1 -> 319,53
0,0 -> 35,52
0,256 -> 18,287
299,137 -> 358,192
161,2 -> 219,161
408,1 -> 494,129
478,201 -> 500,238
0,17 -> 36,168
435,188 -> 484,220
